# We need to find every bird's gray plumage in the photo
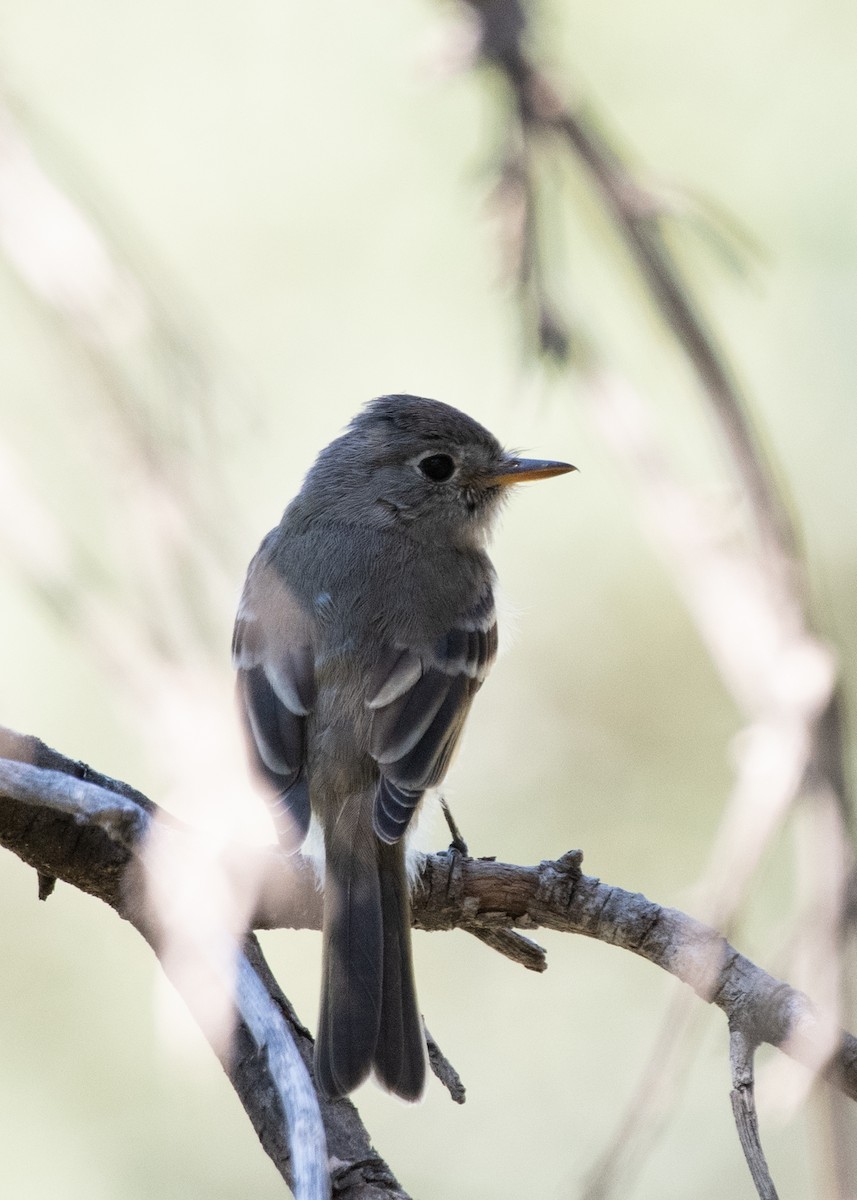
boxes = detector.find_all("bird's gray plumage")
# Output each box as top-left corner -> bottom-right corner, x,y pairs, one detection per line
234,394 -> 573,1100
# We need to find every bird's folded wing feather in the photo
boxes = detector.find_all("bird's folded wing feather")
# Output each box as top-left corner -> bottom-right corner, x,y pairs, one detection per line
368,585 -> 498,844
233,545 -> 316,847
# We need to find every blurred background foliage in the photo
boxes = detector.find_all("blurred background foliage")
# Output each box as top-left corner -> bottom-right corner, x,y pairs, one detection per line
0,0 -> 855,1196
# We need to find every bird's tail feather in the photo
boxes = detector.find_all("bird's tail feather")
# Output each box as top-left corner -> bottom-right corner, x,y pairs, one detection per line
374,839 -> 426,1100
314,792 -> 425,1101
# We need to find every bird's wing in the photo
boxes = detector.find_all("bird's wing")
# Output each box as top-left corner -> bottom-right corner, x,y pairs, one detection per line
233,545 -> 316,848
367,584 -> 497,844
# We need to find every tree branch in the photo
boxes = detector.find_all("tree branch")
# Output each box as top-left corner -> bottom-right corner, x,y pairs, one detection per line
456,8 -> 857,1189
729,1027 -> 779,1200
0,726 -> 407,1200
3,723 -> 857,1123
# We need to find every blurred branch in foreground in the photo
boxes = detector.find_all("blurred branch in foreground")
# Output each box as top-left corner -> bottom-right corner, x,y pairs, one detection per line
3,725 -> 857,1200
454,0 -> 857,1192
0,85 -> 248,641
0,86 -> 283,1086
0,728 -> 406,1200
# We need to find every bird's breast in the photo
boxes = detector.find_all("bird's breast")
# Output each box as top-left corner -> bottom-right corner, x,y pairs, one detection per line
280,520 -> 493,646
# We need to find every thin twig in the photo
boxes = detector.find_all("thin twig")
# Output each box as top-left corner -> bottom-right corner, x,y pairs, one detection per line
424,1023 -> 467,1104
729,1027 -> 779,1200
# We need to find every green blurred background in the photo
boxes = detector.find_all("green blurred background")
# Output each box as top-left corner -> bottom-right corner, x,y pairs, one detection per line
1,1 -> 856,1196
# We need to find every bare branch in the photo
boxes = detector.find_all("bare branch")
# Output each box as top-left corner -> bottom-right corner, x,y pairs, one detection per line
3,726 -> 857,1114
426,842 -> 547,972
0,728 -> 407,1199
729,1028 -> 779,1200
457,6 -> 857,1186
242,938 -> 411,1200
0,88 -> 248,580
144,922 -> 332,1200
235,952 -> 329,1200
467,0 -> 796,567
0,756 -> 331,1198
424,1024 -> 467,1104
463,923 -> 547,971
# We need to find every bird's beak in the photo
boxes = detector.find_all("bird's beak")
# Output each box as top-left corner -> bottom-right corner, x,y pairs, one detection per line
487,457 -> 577,487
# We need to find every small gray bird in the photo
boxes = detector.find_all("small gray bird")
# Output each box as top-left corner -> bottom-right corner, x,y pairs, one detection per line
233,395 -> 573,1100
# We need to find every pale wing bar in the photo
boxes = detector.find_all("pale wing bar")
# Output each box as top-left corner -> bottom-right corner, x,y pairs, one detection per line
369,589 -> 498,844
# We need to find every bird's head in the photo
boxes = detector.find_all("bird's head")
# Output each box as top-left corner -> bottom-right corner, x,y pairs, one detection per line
300,394 -> 575,547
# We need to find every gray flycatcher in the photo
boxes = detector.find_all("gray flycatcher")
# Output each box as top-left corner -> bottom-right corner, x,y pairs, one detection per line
233,394 -> 574,1101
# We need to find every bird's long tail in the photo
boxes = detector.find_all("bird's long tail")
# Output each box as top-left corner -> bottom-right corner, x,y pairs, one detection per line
315,792 -> 426,1101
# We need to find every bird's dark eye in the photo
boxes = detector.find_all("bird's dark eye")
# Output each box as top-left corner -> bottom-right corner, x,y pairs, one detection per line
418,454 -> 456,483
